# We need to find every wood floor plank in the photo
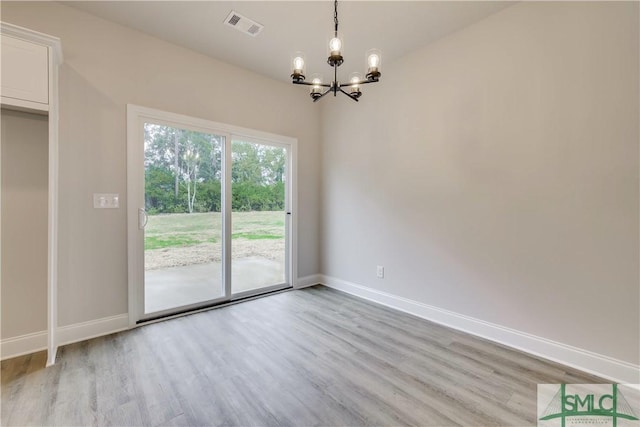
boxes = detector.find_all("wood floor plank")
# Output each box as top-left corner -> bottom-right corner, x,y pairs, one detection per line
3,351 -> 50,426
1,286 -> 610,426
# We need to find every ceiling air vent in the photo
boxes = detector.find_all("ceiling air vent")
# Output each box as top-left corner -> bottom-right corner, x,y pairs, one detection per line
224,11 -> 264,37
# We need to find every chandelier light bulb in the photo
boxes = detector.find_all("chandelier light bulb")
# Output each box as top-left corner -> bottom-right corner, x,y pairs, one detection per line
349,72 -> 362,89
368,53 -> 380,68
366,48 -> 382,81
329,37 -> 342,55
310,75 -> 323,96
349,72 -> 362,99
291,52 -> 306,81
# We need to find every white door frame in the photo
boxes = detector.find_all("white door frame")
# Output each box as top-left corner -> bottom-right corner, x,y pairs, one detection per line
126,105 -> 298,326
0,22 -> 63,366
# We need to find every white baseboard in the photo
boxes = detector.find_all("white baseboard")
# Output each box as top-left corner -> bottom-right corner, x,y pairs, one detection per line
1,330 -> 47,361
320,275 -> 640,384
295,274 -> 323,289
57,314 -> 129,347
1,314 -> 129,362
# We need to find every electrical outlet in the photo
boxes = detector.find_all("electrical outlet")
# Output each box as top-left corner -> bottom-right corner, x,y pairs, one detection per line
376,265 -> 384,279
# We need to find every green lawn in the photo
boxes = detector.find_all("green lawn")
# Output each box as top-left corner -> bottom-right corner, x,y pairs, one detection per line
144,211 -> 285,250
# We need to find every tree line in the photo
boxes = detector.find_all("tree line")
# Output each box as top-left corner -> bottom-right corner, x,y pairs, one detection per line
144,124 -> 286,214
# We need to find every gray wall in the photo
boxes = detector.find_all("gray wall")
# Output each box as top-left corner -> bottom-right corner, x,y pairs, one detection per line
1,1 -> 322,329
1,109 -> 49,338
321,2 -> 639,365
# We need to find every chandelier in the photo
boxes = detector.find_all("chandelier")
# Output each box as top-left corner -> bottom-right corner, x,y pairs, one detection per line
290,0 -> 381,102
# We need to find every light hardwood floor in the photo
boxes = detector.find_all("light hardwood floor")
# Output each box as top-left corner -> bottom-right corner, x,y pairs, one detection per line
2,285 -> 605,426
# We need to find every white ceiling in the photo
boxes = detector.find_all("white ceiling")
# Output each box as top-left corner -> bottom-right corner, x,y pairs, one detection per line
64,1 -> 515,83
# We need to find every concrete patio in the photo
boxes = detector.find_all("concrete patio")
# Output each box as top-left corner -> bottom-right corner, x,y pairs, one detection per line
144,257 -> 286,313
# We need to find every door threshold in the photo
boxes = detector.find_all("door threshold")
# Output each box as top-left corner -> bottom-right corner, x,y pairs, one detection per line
136,285 -> 293,325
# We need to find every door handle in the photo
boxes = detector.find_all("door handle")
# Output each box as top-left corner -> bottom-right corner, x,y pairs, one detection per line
138,208 -> 148,230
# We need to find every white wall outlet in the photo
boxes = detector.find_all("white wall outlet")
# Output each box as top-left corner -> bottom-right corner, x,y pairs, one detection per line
93,193 -> 120,209
376,265 -> 384,279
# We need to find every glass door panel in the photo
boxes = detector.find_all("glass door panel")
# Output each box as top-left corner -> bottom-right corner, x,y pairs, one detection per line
143,122 -> 225,314
231,139 -> 288,295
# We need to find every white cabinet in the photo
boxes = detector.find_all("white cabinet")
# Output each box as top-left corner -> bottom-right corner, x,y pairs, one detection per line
1,35 -> 49,109
1,23 -> 61,114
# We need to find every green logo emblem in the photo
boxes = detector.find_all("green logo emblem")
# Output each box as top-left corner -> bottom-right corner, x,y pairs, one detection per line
539,384 -> 639,427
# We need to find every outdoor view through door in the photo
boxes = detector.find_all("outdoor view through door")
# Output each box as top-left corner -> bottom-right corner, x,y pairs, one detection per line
144,124 -> 224,313
142,122 -> 288,315
231,140 -> 287,294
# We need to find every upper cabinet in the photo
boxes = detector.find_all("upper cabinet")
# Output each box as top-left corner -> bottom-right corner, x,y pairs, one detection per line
0,22 -> 62,114
1,35 -> 49,107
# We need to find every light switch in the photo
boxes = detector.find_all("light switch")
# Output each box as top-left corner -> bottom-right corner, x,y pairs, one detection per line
93,193 -> 119,209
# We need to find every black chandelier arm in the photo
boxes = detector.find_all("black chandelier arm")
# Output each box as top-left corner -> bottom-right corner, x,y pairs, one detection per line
338,79 -> 380,88
337,87 -> 360,102
293,78 -> 379,89
312,88 -> 333,103
291,78 -> 379,89
292,80 -> 331,88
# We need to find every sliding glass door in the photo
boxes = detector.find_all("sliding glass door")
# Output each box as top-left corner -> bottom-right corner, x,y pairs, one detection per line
231,139 -> 289,296
127,106 -> 295,322
142,123 -> 226,314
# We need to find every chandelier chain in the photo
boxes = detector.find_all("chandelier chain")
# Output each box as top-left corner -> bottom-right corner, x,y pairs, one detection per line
334,0 -> 339,35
